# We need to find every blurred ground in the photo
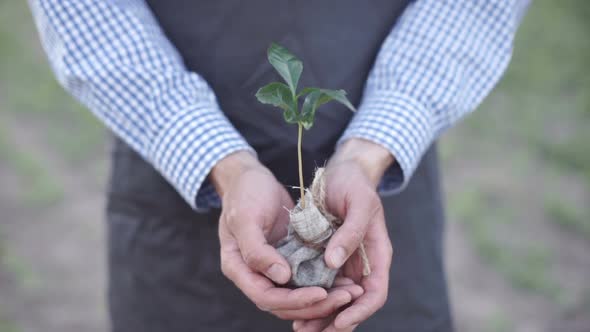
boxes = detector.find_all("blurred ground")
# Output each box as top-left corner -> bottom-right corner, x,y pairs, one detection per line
1,1 -> 589,332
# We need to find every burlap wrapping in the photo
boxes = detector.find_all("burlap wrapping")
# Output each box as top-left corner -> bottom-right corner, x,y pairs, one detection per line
276,168 -> 370,288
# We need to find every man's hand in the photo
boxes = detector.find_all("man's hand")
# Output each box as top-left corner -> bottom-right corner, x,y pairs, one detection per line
212,151 -> 363,319
294,138 -> 394,331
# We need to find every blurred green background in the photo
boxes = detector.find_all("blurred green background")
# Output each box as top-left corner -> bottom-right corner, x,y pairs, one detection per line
0,1 -> 589,331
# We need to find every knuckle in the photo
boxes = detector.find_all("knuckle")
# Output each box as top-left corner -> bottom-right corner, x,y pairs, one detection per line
220,262 -> 228,277
256,304 -> 271,312
388,244 -> 394,258
329,300 -> 343,313
385,241 -> 394,258
251,293 -> 267,308
271,311 -> 292,320
346,227 -> 365,247
300,296 -> 320,308
374,288 -> 389,310
226,207 -> 240,224
377,293 -> 388,309
220,259 -> 233,278
242,248 -> 259,267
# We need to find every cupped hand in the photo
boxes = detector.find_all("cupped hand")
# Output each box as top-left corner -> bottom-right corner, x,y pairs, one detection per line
212,151 -> 360,319
294,139 -> 395,331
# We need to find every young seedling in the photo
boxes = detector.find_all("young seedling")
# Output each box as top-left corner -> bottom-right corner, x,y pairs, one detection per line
255,43 -> 356,207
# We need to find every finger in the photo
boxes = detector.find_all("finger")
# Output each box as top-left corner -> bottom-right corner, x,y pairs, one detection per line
268,188 -> 294,244
294,316 -> 332,332
325,189 -> 382,269
220,239 -> 327,311
323,323 -> 359,332
230,213 -> 292,284
273,281 -> 364,320
295,317 -> 358,332
345,285 -> 363,300
281,186 -> 296,210
272,289 -> 351,320
331,282 -> 364,300
333,277 -> 365,298
332,277 -> 355,287
334,219 -> 393,329
290,279 -> 360,330
293,320 -> 303,330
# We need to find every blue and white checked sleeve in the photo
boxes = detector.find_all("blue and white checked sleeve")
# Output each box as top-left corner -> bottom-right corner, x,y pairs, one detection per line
29,0 -> 530,211
28,0 -> 254,210
339,0 -> 530,195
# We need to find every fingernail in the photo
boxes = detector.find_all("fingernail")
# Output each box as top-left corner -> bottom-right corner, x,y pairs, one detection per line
266,263 -> 289,283
292,320 -> 303,330
330,247 -> 347,268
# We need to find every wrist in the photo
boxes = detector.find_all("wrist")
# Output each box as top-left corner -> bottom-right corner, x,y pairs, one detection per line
210,150 -> 263,197
331,138 -> 394,187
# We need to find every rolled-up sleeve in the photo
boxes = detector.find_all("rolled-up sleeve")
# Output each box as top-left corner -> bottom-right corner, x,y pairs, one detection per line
29,0 -> 253,210
339,0 -> 530,194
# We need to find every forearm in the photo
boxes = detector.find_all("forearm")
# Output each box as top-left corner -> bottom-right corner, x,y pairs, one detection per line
29,0 -> 253,209
339,0 -> 530,192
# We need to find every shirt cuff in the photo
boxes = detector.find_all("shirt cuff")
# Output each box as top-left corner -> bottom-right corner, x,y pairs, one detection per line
148,105 -> 254,211
337,89 -> 434,195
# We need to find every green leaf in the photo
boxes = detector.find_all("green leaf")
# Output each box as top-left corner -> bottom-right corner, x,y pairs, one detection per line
300,90 -> 323,129
255,82 -> 295,112
299,88 -> 356,112
267,43 -> 303,95
255,82 -> 300,124
283,108 -> 299,124
299,88 -> 357,129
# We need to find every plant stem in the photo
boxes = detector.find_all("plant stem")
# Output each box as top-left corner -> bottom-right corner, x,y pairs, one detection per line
297,123 -> 305,208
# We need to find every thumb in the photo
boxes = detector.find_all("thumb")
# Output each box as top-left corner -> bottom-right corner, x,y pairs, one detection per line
267,188 -> 295,244
325,189 -> 381,269
232,215 -> 292,284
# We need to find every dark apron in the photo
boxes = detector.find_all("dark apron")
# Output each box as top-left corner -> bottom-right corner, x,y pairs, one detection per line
106,1 -> 453,331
